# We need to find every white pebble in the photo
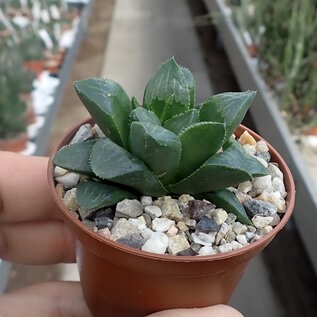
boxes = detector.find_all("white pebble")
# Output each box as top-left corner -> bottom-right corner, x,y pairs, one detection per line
54,166 -> 68,177
128,216 -> 147,230
230,241 -> 243,250
212,208 -> 228,225
191,232 -> 215,246
268,191 -> 286,213
218,243 -> 233,253
256,140 -> 269,152
268,163 -> 283,180
252,175 -> 273,194
168,234 -> 190,255
232,222 -> 247,235
152,218 -> 174,232
272,178 -> 287,197
141,196 -> 153,207
56,172 -> 80,187
236,234 -> 249,246
93,124 -> 105,137
237,181 -> 252,194
252,215 -> 274,229
198,246 -> 217,256
144,205 -> 162,219
141,228 -> 154,241
63,188 -> 79,211
142,232 -> 168,254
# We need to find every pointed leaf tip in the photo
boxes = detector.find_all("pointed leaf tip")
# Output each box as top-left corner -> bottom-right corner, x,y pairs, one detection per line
143,57 -> 196,122
74,78 -> 131,149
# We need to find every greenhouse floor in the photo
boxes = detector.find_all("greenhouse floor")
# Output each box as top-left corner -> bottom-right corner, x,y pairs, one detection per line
4,0 -> 317,316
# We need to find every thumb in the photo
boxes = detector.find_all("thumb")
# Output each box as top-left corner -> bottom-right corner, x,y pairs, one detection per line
147,305 -> 244,317
0,281 -> 93,317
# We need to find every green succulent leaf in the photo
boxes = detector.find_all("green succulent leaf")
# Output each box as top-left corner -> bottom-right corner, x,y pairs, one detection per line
169,140 -> 254,194
53,140 -> 95,176
176,122 -> 227,180
225,140 -> 269,177
130,107 -> 161,126
131,96 -> 140,109
129,122 -> 182,185
91,138 -> 167,196
74,78 -> 131,149
163,108 -> 199,135
202,190 -> 252,225
199,91 -> 256,141
76,180 -> 136,211
143,57 -> 195,122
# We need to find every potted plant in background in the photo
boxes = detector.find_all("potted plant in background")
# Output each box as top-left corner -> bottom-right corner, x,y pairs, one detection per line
20,30 -> 46,75
0,83 -> 27,152
0,43 -> 36,124
48,58 -> 295,317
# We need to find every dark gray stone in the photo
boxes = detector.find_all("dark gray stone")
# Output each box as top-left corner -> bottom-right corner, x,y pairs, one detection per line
255,151 -> 271,163
177,247 -> 198,256
95,216 -> 114,230
197,216 -> 220,233
188,200 -> 215,220
116,233 -> 145,249
91,208 -> 114,220
243,199 -> 278,217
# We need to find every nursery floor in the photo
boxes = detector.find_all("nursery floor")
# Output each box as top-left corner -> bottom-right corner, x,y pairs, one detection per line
4,0 -> 317,316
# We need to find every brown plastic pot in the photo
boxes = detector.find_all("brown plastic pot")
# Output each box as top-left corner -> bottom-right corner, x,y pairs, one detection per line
48,118 -> 295,317
0,133 -> 28,152
19,93 -> 36,124
24,60 -> 44,76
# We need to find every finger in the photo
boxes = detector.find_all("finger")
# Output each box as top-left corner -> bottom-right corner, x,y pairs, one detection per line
148,305 -> 244,317
0,281 -> 93,317
0,152 -> 59,223
0,220 -> 76,264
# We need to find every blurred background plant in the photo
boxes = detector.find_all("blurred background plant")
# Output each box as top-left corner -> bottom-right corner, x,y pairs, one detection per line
0,0 -> 84,143
228,0 -> 317,132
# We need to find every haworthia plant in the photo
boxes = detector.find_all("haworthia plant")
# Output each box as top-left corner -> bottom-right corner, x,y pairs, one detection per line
54,57 -> 269,224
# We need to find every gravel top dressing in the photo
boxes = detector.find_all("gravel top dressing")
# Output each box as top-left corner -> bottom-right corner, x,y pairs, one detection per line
54,122 -> 287,257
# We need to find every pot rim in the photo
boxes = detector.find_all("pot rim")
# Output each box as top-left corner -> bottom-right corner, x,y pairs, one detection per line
48,118 -> 295,263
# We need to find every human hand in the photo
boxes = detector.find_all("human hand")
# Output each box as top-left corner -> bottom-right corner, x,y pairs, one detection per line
0,152 -> 242,317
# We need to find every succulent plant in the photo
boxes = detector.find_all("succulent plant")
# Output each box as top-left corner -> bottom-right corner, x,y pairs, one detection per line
54,58 -> 268,224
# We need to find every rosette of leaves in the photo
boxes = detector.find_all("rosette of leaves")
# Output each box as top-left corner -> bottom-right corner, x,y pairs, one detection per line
54,58 -> 268,224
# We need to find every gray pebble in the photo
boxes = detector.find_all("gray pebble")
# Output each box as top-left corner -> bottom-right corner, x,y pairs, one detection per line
92,208 -> 114,220
69,124 -> 93,144
144,205 -> 162,219
243,199 -> 277,217
95,217 -> 113,230
115,199 -> 143,218
177,247 -> 198,256
191,242 -> 202,253
255,151 -> 271,163
116,233 -> 145,249
185,219 -> 197,230
188,200 -> 215,220
197,216 -> 219,233
225,213 -> 237,224
141,196 -> 153,207
141,213 -> 152,228
111,218 -> 140,241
